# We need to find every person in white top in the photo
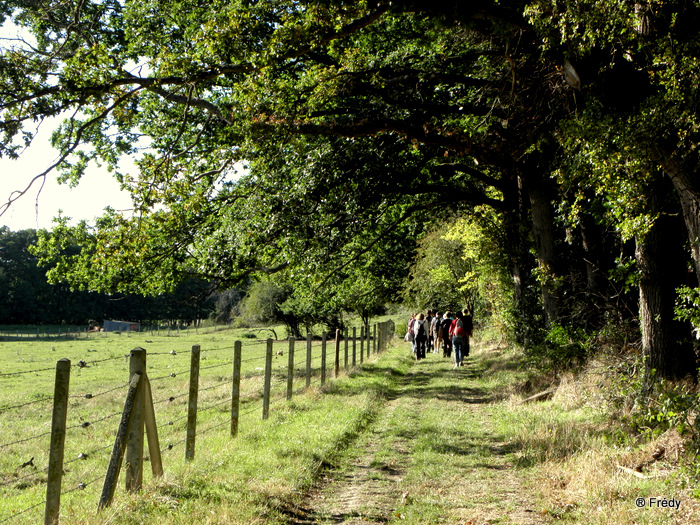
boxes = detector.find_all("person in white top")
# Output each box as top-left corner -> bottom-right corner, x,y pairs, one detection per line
412,313 -> 429,360
431,311 -> 441,354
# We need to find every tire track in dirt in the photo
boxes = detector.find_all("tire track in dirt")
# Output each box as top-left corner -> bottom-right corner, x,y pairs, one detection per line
284,397 -> 406,524
282,347 -> 546,524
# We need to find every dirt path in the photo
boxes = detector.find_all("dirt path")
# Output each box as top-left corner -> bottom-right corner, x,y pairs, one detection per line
287,399 -> 406,524
285,348 -> 548,525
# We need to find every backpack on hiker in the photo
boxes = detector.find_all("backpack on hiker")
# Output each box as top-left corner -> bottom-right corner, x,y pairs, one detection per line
455,318 -> 466,337
405,318 -> 415,342
441,317 -> 451,339
416,320 -> 426,339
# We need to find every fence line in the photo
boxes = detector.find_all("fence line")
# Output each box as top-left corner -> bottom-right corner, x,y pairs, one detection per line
0,321 -> 395,524
0,335 -> 356,453
0,324 -> 288,341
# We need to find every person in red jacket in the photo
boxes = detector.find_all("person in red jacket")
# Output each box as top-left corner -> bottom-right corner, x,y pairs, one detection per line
449,311 -> 469,368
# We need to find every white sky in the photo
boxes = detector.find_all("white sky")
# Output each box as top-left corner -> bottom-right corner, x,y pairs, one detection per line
0,132 -> 134,231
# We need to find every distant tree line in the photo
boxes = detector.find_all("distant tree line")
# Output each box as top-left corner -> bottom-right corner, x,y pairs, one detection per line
1,226 -> 387,332
0,227 -> 217,326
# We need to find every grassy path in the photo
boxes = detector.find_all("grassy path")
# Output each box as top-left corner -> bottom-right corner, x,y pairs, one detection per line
6,330 -> 695,524
288,342 -> 547,524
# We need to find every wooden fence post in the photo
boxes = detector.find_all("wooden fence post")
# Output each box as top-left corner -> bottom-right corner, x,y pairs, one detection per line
286,337 -> 295,401
126,348 -> 146,492
359,326 -> 364,364
44,358 -> 70,525
373,324 -> 377,354
365,324 -> 370,358
320,333 -> 327,386
352,327 -> 357,367
231,341 -> 242,438
344,328 -> 349,369
305,333 -> 312,388
98,373 -> 142,510
262,339 -> 273,420
334,330 -> 340,378
185,345 -> 201,461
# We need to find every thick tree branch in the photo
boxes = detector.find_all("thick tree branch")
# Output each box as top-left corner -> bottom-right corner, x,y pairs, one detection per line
434,162 -> 505,191
256,117 -> 475,154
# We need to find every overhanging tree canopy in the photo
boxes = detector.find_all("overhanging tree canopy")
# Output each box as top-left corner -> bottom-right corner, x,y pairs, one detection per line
2,0 -> 699,380
2,1 -> 518,292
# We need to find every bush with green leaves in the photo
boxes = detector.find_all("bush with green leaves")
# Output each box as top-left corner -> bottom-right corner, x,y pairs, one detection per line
525,322 -> 590,372
676,285 -> 700,340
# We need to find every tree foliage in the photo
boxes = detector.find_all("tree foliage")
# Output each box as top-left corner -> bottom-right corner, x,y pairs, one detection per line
2,1 -> 699,381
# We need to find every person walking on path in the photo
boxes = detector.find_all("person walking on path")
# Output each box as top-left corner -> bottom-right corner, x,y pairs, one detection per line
449,311 -> 467,368
462,309 -> 474,360
406,313 -> 416,356
440,311 -> 453,358
425,309 -> 434,352
413,313 -> 429,360
431,311 -> 442,354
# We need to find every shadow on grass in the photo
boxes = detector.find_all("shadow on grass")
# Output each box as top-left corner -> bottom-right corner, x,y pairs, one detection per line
0,334 -> 88,343
319,351 -> 495,405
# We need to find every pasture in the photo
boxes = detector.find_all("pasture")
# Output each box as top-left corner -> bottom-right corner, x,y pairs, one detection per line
0,323 -> 379,524
2,322 -> 698,524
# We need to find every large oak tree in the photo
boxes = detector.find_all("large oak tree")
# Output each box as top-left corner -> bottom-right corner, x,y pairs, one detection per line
1,0 -> 698,381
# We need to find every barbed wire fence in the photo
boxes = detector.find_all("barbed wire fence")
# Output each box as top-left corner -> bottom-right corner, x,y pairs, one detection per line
0,321 -> 395,525
0,323 -> 273,341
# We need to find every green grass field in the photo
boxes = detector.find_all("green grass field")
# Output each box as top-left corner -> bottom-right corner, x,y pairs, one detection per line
2,321 -> 697,524
0,322 -> 385,525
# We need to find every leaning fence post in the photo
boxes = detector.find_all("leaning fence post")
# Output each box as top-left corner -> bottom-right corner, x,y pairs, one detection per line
185,345 -> 201,460
286,337 -> 295,401
263,339 -> 273,419
320,333 -> 327,385
126,348 -> 146,492
98,372 -> 142,510
44,358 -> 71,525
305,333 -> 312,388
231,341 -> 242,438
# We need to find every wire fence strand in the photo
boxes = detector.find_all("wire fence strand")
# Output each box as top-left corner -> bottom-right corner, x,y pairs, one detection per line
0,326 -> 395,524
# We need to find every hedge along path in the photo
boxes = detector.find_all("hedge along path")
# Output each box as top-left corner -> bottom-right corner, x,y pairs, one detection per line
287,341 -> 545,525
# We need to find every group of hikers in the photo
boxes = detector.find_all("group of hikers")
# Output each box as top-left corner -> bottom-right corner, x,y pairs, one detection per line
405,310 -> 474,368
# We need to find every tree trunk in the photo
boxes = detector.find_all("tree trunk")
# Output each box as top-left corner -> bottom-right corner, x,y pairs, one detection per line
677,187 -> 700,280
528,175 -> 559,326
501,171 -> 538,344
653,147 -> 700,283
636,185 -> 697,387
666,171 -> 700,281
